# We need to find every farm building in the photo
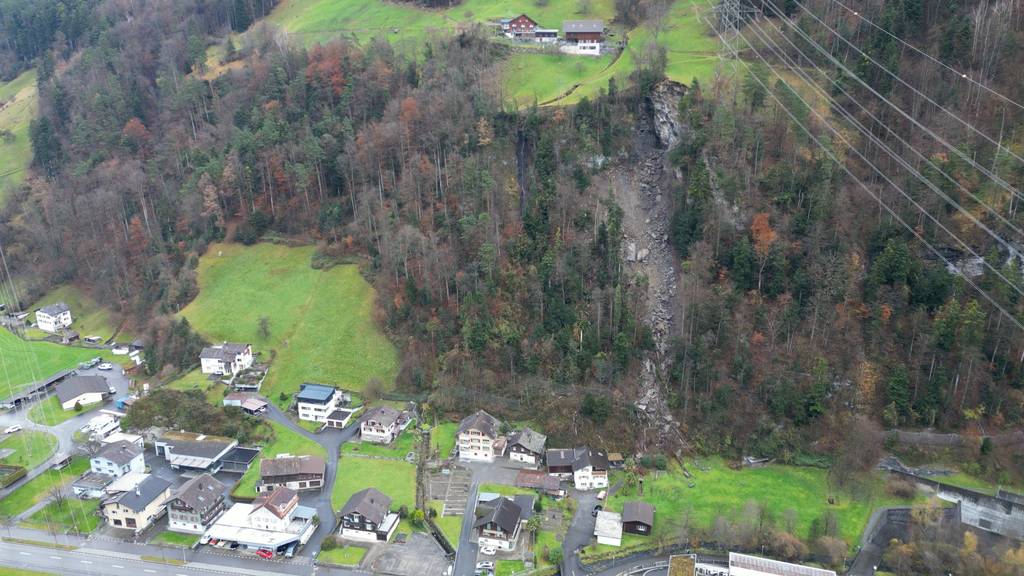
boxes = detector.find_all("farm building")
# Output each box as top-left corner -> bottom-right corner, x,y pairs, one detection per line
257,454 -> 326,493
562,20 -> 605,55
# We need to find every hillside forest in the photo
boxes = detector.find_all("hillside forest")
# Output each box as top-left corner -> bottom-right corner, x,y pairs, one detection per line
1,0 -> 1023,493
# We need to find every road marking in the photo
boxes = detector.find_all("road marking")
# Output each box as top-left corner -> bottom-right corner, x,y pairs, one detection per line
80,560 -> 92,564
144,570 -> 156,574
48,556 -> 61,560
18,552 -> 30,556
112,565 -> 125,569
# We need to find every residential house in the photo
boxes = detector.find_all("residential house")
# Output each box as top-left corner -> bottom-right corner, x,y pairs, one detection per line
622,501 -> 654,535
728,552 -> 837,576
360,406 -> 402,444
546,446 -> 609,490
507,427 -> 546,466
202,486 -> 317,553
102,432 -> 144,448
457,410 -> 503,462
515,470 -> 565,499
295,383 -> 346,424
199,343 -> 253,377
257,454 -> 326,493
155,431 -> 238,473
91,440 -> 145,478
562,20 -> 605,55
474,497 -> 525,551
55,375 -> 109,410
167,474 -> 226,534
506,14 -> 538,37
104,472 -> 148,495
594,510 -> 622,546
339,487 -> 400,542
35,303 -> 72,334
72,472 -> 113,498
100,475 -> 172,533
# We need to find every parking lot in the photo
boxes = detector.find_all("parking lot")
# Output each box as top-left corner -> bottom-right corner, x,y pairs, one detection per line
428,466 -> 473,515
364,532 -> 449,576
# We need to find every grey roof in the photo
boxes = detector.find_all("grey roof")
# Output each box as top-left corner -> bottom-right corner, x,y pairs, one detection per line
572,447 -> 609,472
474,497 -> 523,534
563,20 -> 604,34
458,410 -> 501,439
38,302 -> 70,316
623,501 -> 655,526
170,473 -> 224,514
260,455 -> 326,479
199,343 -> 249,362
104,475 -> 171,512
362,406 -> 400,427
998,489 -> 1024,506
512,494 -> 535,521
55,375 -> 109,406
509,427 -> 546,455
296,383 -> 336,403
340,487 -> 392,525
546,448 -> 577,468
251,486 -> 298,519
158,433 -> 235,460
95,440 -> 143,466
73,471 -> 114,489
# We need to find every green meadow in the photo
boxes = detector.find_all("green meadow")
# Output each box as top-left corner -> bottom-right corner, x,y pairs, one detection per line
331,457 -> 416,511
0,329 -> 96,399
0,68 -> 37,196
232,420 -> 327,499
180,242 -> 397,406
27,285 -> 126,342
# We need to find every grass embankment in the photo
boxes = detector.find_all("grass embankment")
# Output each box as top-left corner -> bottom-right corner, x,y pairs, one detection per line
331,457 -> 416,511
22,498 -> 100,534
0,431 -> 57,470
429,422 -> 458,459
342,427 -> 417,458
0,329 -> 96,399
0,458 -> 89,520
165,369 -> 227,405
0,68 -> 37,195
232,421 -> 327,499
602,457 -> 919,550
27,285 -> 126,342
180,243 -> 397,408
151,530 -> 199,547
428,499 -> 462,550
318,545 -> 367,566
27,396 -> 103,426
496,560 -> 525,576
0,568 -> 56,576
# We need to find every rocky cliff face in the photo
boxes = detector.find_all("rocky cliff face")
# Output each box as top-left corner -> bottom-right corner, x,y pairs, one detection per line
649,80 -> 686,149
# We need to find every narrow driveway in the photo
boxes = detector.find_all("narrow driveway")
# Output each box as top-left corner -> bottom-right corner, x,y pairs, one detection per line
562,490 -> 598,576
452,479 -> 480,576
263,403 -> 357,557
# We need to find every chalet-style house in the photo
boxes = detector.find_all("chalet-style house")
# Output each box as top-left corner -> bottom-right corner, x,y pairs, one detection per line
167,473 -> 226,534
100,475 -> 172,533
562,20 -> 605,55
295,383 -> 347,424
475,496 -> 526,551
360,406 -> 402,444
339,487 -> 400,542
203,486 -> 317,553
457,410 -> 503,462
55,375 -> 109,410
35,302 -> 72,333
622,501 -> 655,535
257,454 -> 326,493
507,427 -> 546,465
199,342 -> 253,377
546,446 -> 609,490
506,14 -> 538,37
91,440 -> 145,478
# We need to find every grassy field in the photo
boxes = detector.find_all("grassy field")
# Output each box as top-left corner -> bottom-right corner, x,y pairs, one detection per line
165,369 -> 227,404
27,285 -> 126,342
151,530 -> 199,547
429,422 -> 458,460
318,545 -> 367,566
0,430 -> 57,470
427,499 -> 462,549
496,560 -> 525,576
0,457 -> 89,520
21,498 -> 100,534
603,458 -> 917,549
479,482 -> 534,497
180,243 -> 397,407
233,421 -> 327,499
331,457 -> 416,511
0,328 -> 97,399
0,68 -> 37,196
0,568 -> 55,576
341,427 -> 418,458
27,395 -> 103,426
504,53 -> 614,106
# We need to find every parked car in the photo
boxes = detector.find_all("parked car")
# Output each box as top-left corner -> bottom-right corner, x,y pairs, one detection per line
97,362 -> 113,371
284,544 -> 296,558
256,548 -> 274,559
480,547 -> 497,556
229,542 -> 239,550
597,490 -> 607,500
476,562 -> 495,570
4,425 -> 22,434
88,357 -> 102,367
592,504 -> 603,517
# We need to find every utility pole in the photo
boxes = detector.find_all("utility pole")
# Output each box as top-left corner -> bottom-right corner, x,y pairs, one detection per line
713,0 -> 759,50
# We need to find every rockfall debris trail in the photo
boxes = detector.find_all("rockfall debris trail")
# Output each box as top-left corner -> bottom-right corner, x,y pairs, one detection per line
611,81 -> 689,454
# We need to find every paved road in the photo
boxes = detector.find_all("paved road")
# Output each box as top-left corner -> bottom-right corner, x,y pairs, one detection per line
562,490 -> 598,576
452,479 -> 480,576
264,403 -> 357,557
